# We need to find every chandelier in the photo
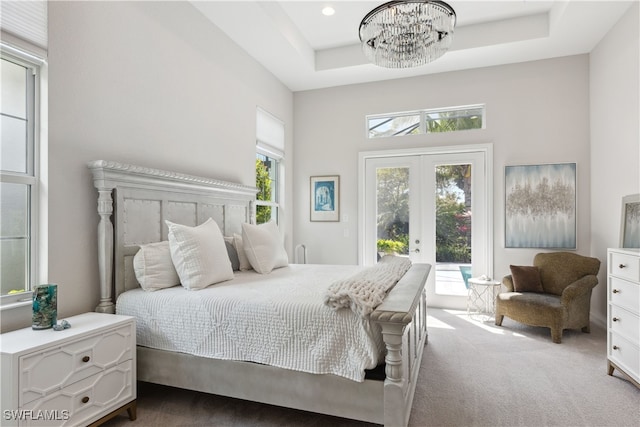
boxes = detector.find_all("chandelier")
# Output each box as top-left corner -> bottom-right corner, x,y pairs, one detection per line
359,0 -> 457,69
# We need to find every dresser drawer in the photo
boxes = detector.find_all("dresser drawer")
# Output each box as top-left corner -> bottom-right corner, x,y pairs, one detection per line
19,323 -> 134,406
19,360 -> 134,427
609,277 -> 640,315
609,333 -> 640,383
609,305 -> 640,344
609,251 -> 640,282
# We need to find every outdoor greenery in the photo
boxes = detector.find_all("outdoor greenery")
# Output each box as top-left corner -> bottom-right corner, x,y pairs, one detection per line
376,164 -> 471,263
377,239 -> 407,254
436,165 -> 471,263
426,110 -> 482,133
256,159 -> 272,224
376,168 -> 410,255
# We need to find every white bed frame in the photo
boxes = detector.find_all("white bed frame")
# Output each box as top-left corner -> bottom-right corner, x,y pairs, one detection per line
88,160 -> 431,427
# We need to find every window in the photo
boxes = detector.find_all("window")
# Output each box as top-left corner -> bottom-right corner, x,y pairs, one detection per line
1,52 -> 40,297
367,104 -> 485,139
255,108 -> 284,225
256,154 -> 279,224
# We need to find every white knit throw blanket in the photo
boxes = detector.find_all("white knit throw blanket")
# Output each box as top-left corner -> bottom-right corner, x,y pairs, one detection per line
324,256 -> 412,317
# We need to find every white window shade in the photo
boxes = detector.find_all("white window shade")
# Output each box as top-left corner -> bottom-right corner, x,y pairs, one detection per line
257,107 -> 284,159
0,0 -> 47,51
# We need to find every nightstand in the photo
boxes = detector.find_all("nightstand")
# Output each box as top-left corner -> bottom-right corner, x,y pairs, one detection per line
467,277 -> 501,321
1,312 -> 136,426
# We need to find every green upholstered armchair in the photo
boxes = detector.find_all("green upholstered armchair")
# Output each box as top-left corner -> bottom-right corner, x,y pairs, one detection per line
495,252 -> 601,343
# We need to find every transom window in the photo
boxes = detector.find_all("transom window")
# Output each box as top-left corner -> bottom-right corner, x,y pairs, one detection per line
367,104 -> 485,139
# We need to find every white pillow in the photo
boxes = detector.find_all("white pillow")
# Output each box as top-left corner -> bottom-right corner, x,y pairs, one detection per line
166,218 -> 234,290
232,233 -> 252,271
133,241 -> 180,291
241,221 -> 288,274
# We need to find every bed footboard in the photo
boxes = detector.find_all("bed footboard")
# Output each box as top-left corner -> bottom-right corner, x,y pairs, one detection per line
372,263 -> 431,427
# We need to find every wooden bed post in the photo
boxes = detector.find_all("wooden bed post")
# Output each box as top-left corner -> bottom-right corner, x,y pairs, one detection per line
95,188 -> 115,314
371,263 -> 430,427
380,318 -> 409,426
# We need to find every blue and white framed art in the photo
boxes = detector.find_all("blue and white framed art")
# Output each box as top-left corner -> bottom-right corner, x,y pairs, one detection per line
505,162 -> 576,249
310,175 -> 339,222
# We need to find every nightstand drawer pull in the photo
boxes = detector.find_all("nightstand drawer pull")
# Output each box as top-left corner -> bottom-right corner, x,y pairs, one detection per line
619,264 -> 627,269
81,396 -> 90,404
82,356 -> 90,363
612,289 -> 620,294
612,317 -> 620,322
613,345 -> 620,350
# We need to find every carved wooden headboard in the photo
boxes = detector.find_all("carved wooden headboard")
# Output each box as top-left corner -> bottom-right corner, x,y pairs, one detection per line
88,160 -> 257,313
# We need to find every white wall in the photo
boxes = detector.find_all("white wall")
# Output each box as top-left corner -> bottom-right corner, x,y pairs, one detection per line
589,3 -> 640,325
293,55 -> 592,281
1,1 -> 293,332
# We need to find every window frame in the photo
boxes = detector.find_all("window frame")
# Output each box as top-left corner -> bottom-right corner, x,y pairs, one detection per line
255,146 -> 281,225
1,45 -> 43,306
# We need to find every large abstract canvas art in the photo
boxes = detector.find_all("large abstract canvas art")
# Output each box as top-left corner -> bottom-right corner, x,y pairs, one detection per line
505,163 -> 576,249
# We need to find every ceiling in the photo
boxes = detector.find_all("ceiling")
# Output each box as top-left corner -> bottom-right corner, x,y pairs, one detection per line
191,1 -> 634,92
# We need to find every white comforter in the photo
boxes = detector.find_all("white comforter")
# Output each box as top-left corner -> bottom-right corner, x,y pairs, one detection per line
116,264 -> 386,382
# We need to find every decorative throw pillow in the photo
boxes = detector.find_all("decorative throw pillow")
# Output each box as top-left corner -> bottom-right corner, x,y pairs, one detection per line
166,218 -> 234,290
510,265 -> 544,293
133,241 -> 180,291
224,239 -> 240,271
241,221 -> 288,274
233,233 -> 252,271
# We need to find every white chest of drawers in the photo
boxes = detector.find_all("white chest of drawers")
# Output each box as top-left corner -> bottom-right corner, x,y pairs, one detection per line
607,248 -> 640,388
1,313 -> 136,426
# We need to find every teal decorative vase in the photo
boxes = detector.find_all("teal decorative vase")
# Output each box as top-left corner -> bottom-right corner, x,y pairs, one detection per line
32,284 -> 57,330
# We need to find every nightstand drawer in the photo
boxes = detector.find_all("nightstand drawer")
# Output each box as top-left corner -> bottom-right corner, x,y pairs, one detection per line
609,277 -> 640,315
610,251 -> 640,283
19,323 -> 134,406
20,360 -> 134,427
609,305 -> 640,344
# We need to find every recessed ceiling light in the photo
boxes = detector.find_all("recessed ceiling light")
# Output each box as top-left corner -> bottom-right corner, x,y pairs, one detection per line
322,6 -> 335,16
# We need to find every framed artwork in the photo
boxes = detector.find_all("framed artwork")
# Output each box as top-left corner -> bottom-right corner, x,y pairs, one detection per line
620,194 -> 640,248
310,175 -> 339,222
505,162 -> 576,249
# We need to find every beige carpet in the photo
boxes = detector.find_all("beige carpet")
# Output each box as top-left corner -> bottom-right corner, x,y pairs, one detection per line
103,308 -> 639,427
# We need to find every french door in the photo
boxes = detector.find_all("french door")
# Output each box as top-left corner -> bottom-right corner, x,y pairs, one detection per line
360,145 -> 492,309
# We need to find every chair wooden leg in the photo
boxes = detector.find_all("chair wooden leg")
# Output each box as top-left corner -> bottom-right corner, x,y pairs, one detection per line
551,328 -> 562,344
495,314 -> 503,326
582,325 -> 590,333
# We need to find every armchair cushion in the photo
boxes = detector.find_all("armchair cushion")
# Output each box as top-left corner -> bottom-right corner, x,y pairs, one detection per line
510,265 -> 544,293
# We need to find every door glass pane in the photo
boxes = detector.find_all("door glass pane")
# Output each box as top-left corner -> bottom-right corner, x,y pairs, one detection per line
376,167 -> 409,258
435,164 -> 471,296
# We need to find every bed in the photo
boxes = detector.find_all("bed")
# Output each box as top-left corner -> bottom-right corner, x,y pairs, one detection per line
88,160 -> 431,427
